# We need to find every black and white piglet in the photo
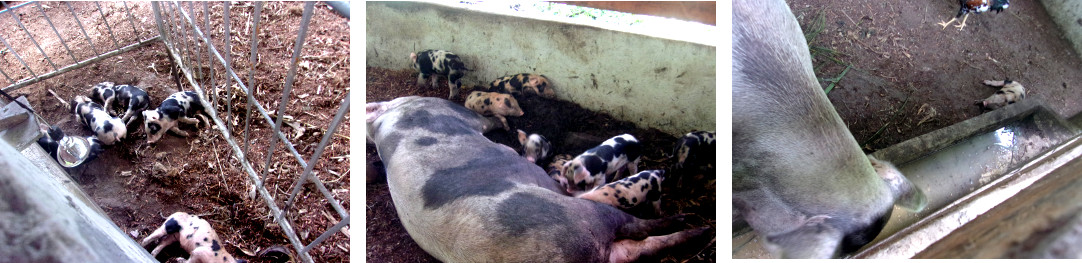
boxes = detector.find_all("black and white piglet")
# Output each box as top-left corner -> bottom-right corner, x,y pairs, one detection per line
90,82 -> 151,126
562,134 -> 643,194
516,129 -> 551,164
577,170 -> 666,216
142,91 -> 211,144
673,130 -> 716,170
410,49 -> 469,99
141,212 -> 245,263
37,124 -> 104,165
73,95 -> 127,145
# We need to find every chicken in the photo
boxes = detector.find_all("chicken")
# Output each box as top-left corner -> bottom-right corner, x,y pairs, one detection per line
937,0 -> 1009,31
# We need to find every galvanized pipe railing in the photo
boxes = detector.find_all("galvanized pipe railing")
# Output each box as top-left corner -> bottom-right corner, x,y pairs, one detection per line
2,1 -> 153,92
156,2 -> 349,262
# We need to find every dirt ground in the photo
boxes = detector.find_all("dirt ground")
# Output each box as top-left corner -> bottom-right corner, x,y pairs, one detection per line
1,2 -> 349,262
787,0 -> 1082,151
365,67 -> 717,262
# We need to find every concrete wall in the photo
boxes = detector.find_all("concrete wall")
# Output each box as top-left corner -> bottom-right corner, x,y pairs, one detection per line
1043,0 -> 1082,61
0,141 -> 156,263
366,1 -> 716,136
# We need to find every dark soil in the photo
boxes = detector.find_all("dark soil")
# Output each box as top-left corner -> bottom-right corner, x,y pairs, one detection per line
1,2 -> 349,262
788,0 -> 1082,152
365,66 -> 717,262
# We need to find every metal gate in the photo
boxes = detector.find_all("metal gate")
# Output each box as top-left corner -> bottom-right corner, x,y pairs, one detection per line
0,2 -> 349,262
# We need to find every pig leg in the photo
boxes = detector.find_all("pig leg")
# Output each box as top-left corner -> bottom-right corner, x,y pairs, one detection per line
496,115 -> 510,131
983,80 -> 1006,87
178,116 -> 200,125
140,226 -> 169,247
103,97 -> 117,116
416,73 -> 428,87
609,227 -> 713,263
169,126 -> 191,137
615,213 -> 693,240
150,234 -> 179,257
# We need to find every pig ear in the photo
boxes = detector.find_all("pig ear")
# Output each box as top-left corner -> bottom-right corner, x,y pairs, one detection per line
517,129 -> 527,144
366,102 -> 386,123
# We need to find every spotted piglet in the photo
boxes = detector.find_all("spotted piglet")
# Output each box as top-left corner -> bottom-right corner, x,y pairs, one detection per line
545,154 -> 574,192
141,212 -> 245,263
90,82 -> 151,126
578,170 -> 666,216
464,91 -> 523,131
562,134 -> 643,194
672,130 -> 716,170
488,73 -> 555,99
410,49 -> 469,99
142,91 -> 211,144
73,95 -> 127,145
979,79 -> 1026,110
516,129 -> 551,164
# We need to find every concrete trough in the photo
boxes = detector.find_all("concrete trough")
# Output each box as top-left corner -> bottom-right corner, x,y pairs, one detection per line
734,96 -> 1082,258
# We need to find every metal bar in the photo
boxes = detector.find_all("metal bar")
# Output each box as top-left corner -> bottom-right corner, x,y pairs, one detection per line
191,1 -> 206,88
263,2 -> 315,213
123,1 -> 140,39
0,67 -> 15,85
242,1 -> 263,164
306,169 -> 348,218
38,2 -> 79,63
223,1 -> 233,125
3,37 -> 160,92
94,1 -> 123,50
10,5 -> 61,72
152,2 -> 169,47
204,2 -> 216,112
0,33 -> 39,80
285,91 -> 350,218
301,215 -> 349,254
167,42 -> 314,263
173,2 -> 194,78
67,2 -> 102,56
174,2 -> 314,175
0,1 -> 32,15
185,1 -> 200,84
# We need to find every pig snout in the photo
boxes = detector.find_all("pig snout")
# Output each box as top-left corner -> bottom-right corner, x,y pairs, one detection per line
733,0 -> 927,258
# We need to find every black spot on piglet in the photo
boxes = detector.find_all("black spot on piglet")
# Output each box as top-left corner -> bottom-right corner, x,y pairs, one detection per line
212,239 -> 221,251
164,218 -> 182,234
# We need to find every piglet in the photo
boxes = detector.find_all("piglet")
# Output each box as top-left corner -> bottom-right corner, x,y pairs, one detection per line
142,91 -> 210,144
562,134 -> 643,194
464,91 -> 524,131
978,79 -> 1026,110
90,82 -> 151,125
516,129 -> 551,164
545,154 -> 574,192
410,49 -> 469,99
73,95 -> 127,145
577,170 -> 666,216
141,212 -> 246,263
488,73 -> 555,99
672,130 -> 716,170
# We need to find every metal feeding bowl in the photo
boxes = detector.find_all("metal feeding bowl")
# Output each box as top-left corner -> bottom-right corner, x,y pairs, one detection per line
56,136 -> 91,168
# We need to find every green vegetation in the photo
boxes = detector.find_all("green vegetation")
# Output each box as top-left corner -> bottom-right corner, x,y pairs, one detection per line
802,9 -> 852,94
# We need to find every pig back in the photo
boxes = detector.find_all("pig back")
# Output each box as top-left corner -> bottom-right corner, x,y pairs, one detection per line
732,0 -> 893,239
369,96 -> 635,262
